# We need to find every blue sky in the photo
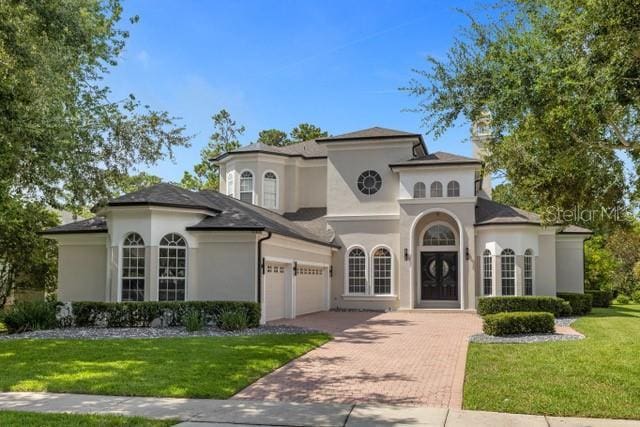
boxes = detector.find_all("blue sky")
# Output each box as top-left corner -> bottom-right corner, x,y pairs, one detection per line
107,0 -> 480,182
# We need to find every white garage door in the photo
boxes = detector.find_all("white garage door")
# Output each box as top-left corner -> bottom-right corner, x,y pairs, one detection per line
295,265 -> 326,316
264,263 -> 287,321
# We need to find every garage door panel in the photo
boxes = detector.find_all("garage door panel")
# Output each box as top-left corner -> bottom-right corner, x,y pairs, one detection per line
295,266 -> 326,316
265,263 -> 286,321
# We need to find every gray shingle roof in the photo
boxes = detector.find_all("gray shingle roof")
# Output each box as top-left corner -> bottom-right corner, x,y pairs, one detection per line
108,183 -> 220,212
213,139 -> 327,162
390,151 -> 481,168
316,127 -> 421,142
43,184 -> 337,247
475,197 -> 541,225
283,208 -> 333,242
42,217 -> 107,234
559,225 -> 593,234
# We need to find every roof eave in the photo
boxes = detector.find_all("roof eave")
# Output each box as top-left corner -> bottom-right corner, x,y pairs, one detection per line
210,150 -> 327,163
107,201 -> 221,214
39,229 -> 108,236
316,134 -> 424,144
390,160 -> 482,170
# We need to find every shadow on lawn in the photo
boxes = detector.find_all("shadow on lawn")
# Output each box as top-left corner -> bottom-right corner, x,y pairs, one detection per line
588,304 -> 640,318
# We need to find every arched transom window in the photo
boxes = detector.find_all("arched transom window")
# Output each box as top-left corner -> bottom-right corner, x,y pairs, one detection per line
482,249 -> 493,296
501,248 -> 515,296
423,224 -> 456,246
372,247 -> 392,295
239,171 -> 254,203
347,248 -> 366,294
447,180 -> 460,197
263,171 -> 278,209
122,233 -> 145,302
413,182 -> 426,198
158,233 -> 187,301
430,181 -> 443,197
524,249 -> 534,295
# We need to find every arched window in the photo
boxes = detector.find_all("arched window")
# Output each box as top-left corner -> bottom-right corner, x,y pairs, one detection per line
122,233 -> 145,301
482,249 -> 493,296
226,171 -> 234,196
158,233 -> 187,301
263,171 -> 278,209
447,180 -> 460,197
347,247 -> 366,294
239,171 -> 254,203
501,248 -> 515,296
524,249 -> 534,295
430,181 -> 443,197
423,224 -> 455,246
413,182 -> 426,198
372,247 -> 392,295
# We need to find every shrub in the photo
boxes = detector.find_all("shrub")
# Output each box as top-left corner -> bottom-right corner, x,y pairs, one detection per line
477,296 -> 570,318
183,308 -> 204,332
3,301 -> 58,334
557,292 -> 593,315
483,311 -> 555,336
616,294 -> 631,304
217,309 -> 249,331
585,289 -> 614,308
632,290 -> 640,304
71,301 -> 260,328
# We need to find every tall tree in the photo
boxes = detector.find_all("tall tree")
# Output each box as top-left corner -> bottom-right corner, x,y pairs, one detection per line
290,123 -> 328,142
403,0 -> 639,231
257,129 -> 290,147
0,0 -> 190,213
180,109 -> 245,190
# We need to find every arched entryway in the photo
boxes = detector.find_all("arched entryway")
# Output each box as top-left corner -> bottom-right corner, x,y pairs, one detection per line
409,209 -> 464,309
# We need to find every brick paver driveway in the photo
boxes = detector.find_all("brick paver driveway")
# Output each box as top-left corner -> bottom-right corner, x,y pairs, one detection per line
234,311 -> 482,407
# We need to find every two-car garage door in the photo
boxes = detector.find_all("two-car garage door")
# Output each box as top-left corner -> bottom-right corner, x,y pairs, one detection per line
264,262 -> 327,321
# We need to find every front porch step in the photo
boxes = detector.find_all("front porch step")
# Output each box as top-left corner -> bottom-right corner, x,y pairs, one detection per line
400,308 -> 478,314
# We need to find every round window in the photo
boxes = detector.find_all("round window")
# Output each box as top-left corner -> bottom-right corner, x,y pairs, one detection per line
357,170 -> 382,195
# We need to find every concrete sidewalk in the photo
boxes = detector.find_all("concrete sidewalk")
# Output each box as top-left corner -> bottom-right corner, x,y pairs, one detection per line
0,392 -> 638,427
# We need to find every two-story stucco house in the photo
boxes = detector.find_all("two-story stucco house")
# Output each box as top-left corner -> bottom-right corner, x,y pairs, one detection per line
44,126 -> 591,322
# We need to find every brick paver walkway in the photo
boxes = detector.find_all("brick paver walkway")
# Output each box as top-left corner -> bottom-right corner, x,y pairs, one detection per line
234,311 -> 483,408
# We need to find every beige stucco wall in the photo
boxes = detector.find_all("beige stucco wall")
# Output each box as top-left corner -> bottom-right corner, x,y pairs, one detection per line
326,141 -> 412,216
556,235 -> 587,294
56,236 -> 108,301
194,233 -> 258,301
536,233 -> 558,296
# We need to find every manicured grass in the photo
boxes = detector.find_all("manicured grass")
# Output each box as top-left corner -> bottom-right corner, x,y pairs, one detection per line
464,304 -> 640,419
0,411 -> 175,426
0,333 -> 330,398
0,321 -> 6,333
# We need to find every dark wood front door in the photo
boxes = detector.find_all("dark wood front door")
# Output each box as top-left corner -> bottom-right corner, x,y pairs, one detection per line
421,252 -> 458,300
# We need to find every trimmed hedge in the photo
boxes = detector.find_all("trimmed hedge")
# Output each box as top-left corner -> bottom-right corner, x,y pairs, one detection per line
477,296 -> 571,318
2,301 -> 58,334
483,311 -> 555,336
557,292 -> 592,315
585,289 -> 614,308
71,301 -> 260,328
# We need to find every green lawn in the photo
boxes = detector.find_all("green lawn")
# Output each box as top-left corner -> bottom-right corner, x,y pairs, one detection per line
0,333 -> 330,398
0,321 -> 6,333
464,304 -> 640,419
0,411 -> 176,426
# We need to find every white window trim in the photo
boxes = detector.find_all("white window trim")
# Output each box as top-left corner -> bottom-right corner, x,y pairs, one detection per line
370,244 -> 394,296
344,244 -> 368,296
262,169 -> 279,209
239,169 -> 255,204
413,182 -> 426,199
418,221 -> 457,251
500,249 -> 516,296
118,231 -> 146,303
430,181 -> 443,198
446,180 -> 460,197
157,233 -> 188,302
226,171 -> 235,197
524,249 -> 535,295
482,249 -> 493,296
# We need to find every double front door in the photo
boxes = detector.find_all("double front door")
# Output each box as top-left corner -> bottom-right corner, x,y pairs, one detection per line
420,252 -> 458,300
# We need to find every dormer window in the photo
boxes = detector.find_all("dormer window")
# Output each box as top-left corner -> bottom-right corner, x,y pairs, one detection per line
447,180 -> 460,197
430,181 -> 443,197
413,182 -> 426,198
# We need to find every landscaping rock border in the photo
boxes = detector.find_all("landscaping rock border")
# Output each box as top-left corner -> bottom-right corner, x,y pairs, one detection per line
470,317 -> 584,344
0,325 -> 321,340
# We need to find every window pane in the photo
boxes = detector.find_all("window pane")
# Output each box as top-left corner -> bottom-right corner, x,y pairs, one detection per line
373,249 -> 392,295
158,234 -> 187,301
483,252 -> 492,295
348,249 -> 366,294
122,233 -> 145,301
424,225 -> 455,246
501,250 -> 515,296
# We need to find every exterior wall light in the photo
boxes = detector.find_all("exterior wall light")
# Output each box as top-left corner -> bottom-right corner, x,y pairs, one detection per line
404,248 -> 409,261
